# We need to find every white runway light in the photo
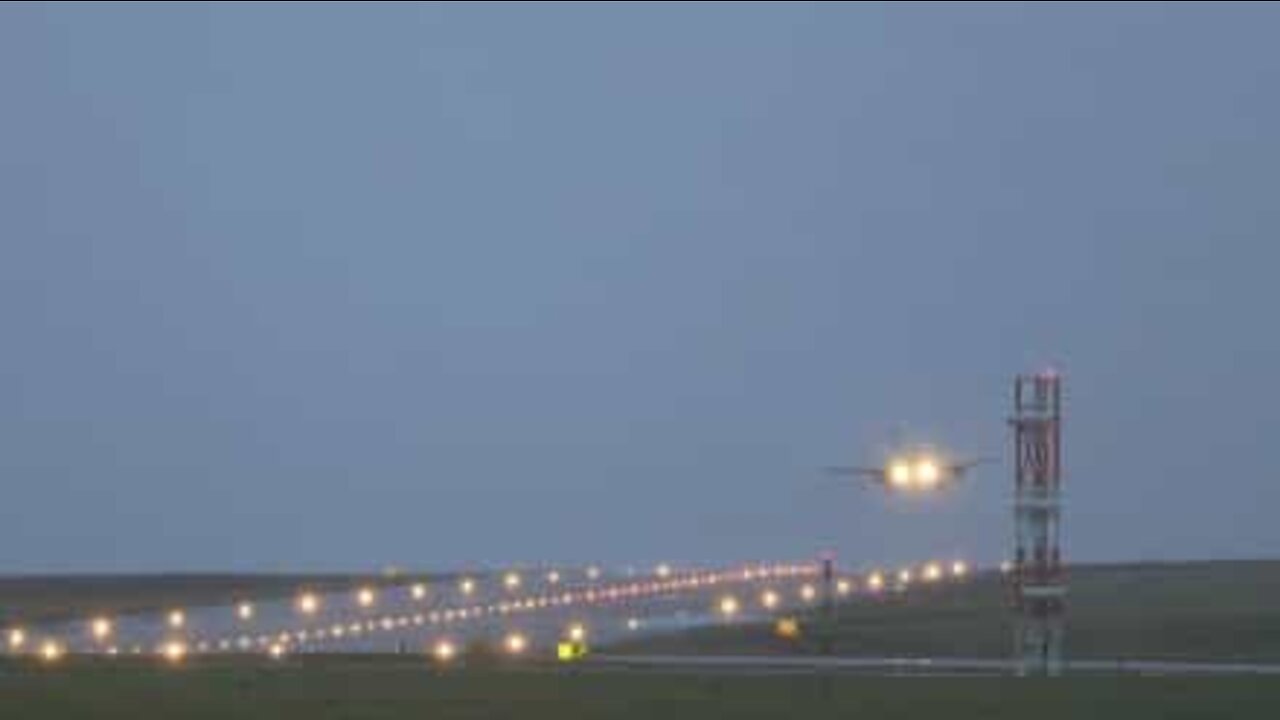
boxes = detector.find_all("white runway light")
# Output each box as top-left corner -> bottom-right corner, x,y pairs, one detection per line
297,593 -> 320,615
718,595 -> 740,618
504,632 -> 528,655
433,639 -> 456,662
39,640 -> 64,663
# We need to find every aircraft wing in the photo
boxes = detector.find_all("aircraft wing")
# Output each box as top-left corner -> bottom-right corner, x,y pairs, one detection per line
822,466 -> 887,484
947,457 -> 995,476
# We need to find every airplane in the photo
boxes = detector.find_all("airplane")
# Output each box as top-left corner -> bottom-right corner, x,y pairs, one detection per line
824,446 -> 992,492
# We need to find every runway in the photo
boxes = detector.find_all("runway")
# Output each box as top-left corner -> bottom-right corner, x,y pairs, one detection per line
14,562 -> 829,659
585,653 -> 1280,676
12,560 -> 1280,677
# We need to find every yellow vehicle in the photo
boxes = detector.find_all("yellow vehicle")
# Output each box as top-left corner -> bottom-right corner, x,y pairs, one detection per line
557,640 -> 588,661
775,617 -> 801,640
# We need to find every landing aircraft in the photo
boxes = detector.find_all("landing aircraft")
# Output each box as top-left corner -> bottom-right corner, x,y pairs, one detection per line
824,445 -> 991,492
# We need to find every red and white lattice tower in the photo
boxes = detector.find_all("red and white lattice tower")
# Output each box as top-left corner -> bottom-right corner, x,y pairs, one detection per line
1010,371 -> 1065,675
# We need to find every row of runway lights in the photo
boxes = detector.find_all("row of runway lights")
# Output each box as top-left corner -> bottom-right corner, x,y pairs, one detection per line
7,560 -> 969,664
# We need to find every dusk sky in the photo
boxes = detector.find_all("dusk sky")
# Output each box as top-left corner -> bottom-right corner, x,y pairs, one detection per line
2,3 -> 1278,573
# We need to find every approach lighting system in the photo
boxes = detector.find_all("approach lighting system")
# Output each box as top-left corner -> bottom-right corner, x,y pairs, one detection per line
433,639 -> 456,663
39,640 -> 64,664
297,593 -> 320,615
162,640 -> 187,664
718,595 -> 740,618
504,633 -> 528,655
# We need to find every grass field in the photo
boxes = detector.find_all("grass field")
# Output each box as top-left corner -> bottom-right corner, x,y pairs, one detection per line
612,561 -> 1280,662
2,658 -> 1279,719
0,573 -> 445,627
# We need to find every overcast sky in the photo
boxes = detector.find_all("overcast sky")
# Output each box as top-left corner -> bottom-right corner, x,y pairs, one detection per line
2,3 -> 1278,573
